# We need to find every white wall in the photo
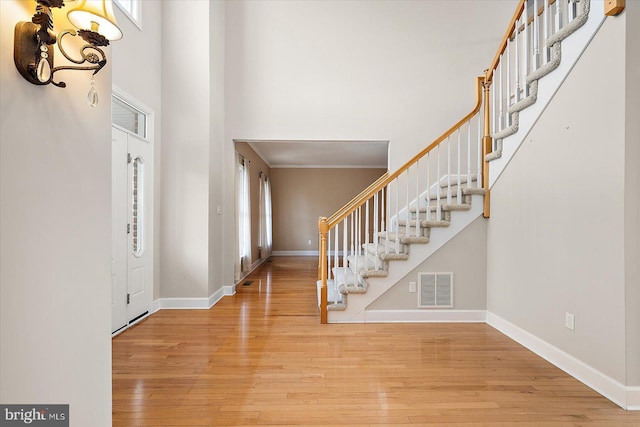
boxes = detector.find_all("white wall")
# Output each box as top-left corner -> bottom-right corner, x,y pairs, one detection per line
0,1 -> 112,424
486,16 -> 627,383
225,0 -> 516,171
624,1 -> 640,387
112,0 -> 163,299
160,0 -> 211,298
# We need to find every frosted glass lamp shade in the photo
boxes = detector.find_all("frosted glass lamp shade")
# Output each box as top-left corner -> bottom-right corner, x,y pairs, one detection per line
67,0 -> 123,41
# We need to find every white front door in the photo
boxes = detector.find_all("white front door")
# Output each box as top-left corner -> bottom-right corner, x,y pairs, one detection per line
112,127 -> 154,333
126,132 -> 153,322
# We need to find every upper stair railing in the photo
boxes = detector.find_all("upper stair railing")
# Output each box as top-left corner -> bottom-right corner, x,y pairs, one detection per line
317,0 -> 593,323
486,0 -> 591,161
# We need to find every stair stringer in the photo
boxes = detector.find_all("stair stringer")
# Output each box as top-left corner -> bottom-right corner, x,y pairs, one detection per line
327,195 -> 484,323
488,0 -> 606,188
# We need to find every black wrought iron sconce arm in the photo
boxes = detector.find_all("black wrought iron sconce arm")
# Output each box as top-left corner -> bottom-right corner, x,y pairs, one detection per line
14,0 -> 121,90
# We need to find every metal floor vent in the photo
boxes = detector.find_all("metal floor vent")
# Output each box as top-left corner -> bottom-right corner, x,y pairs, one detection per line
418,273 -> 453,308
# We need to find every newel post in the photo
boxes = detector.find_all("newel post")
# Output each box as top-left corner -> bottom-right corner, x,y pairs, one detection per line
482,73 -> 492,219
318,217 -> 329,324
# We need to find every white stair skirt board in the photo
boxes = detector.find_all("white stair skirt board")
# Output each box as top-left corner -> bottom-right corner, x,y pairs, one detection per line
364,309 -> 486,323
328,196 -> 483,323
487,312 -> 639,411
152,285 -> 236,312
488,0 -> 606,188
272,251 -> 319,256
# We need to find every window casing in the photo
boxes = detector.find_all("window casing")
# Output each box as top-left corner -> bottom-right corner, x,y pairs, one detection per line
114,0 -> 141,29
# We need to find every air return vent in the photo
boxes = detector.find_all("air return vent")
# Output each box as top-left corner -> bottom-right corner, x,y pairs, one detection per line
418,273 -> 453,308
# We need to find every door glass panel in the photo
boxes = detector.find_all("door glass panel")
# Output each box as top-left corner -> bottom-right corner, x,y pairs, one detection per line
132,157 -> 144,257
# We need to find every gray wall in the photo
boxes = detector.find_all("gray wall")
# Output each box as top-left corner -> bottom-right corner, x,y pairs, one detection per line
486,15 -> 627,383
368,216 -> 486,310
160,0 -> 212,298
624,1 -> 640,387
112,0 -> 163,299
0,1 -> 112,423
225,0 -> 517,172
209,0 -> 230,297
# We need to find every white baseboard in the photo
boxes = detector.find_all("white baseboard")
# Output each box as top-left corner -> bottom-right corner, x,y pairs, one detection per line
272,250 -> 318,256
153,285 -> 236,311
364,309 -> 486,323
487,311 -> 638,410
627,387 -> 640,411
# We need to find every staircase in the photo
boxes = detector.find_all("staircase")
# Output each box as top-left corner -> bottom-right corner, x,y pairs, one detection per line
318,0 -> 605,323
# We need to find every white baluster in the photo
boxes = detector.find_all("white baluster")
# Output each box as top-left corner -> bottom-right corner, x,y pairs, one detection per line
395,178 -> 400,254
373,192 -> 378,260
426,152 -> 431,223
534,0 -> 540,69
350,211 -> 355,258
357,206 -> 361,257
457,129 -> 462,201
334,223 -> 338,285
415,159 -> 420,237
499,55 -> 504,130
343,217 -> 348,274
543,0 -> 549,65
447,136 -> 452,205
477,114 -> 482,189
365,198 -> 370,271
515,15 -> 520,103
405,168 -> 410,239
467,120 -> 472,189
506,37 -> 511,115
492,73 -> 497,135
327,229 -> 332,282
385,184 -> 390,255
555,0 -> 563,33
381,187 -> 386,241
570,0 -> 576,22
524,0 -> 529,96
436,144 -> 441,221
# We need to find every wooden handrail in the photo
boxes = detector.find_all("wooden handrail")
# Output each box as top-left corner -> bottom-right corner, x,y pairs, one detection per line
325,76 -> 484,229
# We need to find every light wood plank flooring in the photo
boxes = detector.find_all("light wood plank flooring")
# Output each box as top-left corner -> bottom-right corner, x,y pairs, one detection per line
113,256 -> 640,426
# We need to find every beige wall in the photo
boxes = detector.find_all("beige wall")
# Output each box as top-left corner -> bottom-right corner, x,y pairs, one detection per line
486,16 -> 627,383
270,168 -> 385,252
368,216 -> 486,310
235,142 -> 271,265
0,1 -> 112,423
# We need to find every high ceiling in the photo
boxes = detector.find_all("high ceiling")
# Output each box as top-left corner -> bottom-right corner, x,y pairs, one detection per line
246,140 -> 388,169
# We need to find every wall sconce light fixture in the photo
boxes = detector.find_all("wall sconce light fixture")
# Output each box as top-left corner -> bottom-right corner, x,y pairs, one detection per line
14,0 -> 122,106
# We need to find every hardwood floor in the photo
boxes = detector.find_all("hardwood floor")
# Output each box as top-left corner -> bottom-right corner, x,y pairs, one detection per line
113,257 -> 639,426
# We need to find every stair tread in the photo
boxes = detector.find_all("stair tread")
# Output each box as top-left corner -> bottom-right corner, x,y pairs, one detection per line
398,219 -> 451,228
378,232 -> 430,244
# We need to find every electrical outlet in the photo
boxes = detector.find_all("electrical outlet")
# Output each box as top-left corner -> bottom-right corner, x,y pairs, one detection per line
308,239 -> 312,245
409,281 -> 417,293
565,312 -> 575,331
